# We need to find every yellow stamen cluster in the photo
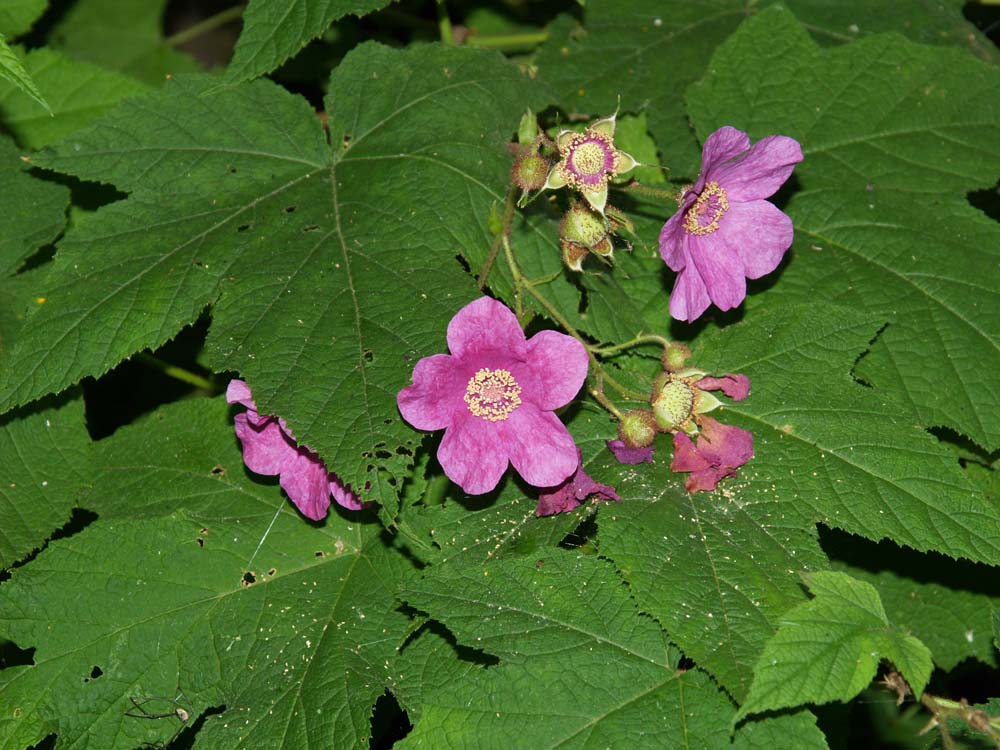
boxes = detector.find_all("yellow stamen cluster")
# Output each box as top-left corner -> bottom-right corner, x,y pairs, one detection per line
562,131 -> 615,187
683,182 -> 729,236
464,368 -> 522,422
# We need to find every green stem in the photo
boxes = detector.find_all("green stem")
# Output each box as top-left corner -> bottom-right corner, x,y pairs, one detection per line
465,31 -> 549,51
423,472 -> 450,506
612,181 -> 677,202
588,386 -> 623,420
136,353 -> 216,391
436,0 -> 454,44
478,186 -> 517,290
589,333 -> 672,357
166,5 -> 245,47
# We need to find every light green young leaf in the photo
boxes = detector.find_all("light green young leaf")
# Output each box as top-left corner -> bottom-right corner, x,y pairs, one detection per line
400,550 -> 735,748
0,36 -> 49,113
686,6 -> 1000,451
50,0 -> 198,85
226,0 -> 393,84
0,396 -> 415,750
0,393 -> 89,570
0,43 -> 544,519
737,571 -> 933,722
0,0 -> 46,38
0,48 -> 149,149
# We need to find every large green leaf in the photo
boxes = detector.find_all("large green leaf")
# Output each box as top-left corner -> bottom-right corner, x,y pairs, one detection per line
0,43 -> 545,519
0,48 -> 149,150
736,571 -> 933,722
0,396 -> 415,749
49,0 -> 198,85
686,6 -> 1000,451
0,0 -> 46,38
400,550 -> 736,748
0,36 -> 49,112
226,0 -> 393,84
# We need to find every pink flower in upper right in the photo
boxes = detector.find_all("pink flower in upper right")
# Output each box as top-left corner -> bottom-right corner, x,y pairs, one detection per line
659,126 -> 803,323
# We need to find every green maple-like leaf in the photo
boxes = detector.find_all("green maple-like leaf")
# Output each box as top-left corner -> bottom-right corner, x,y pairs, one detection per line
0,47 -> 149,150
0,43 -> 545,519
736,571 -> 933,721
226,0 -> 393,84
400,550 -> 736,748
535,0 -> 997,178
49,0 -> 198,85
0,0 -> 47,39
0,396 -> 416,749
686,6 -> 1000,451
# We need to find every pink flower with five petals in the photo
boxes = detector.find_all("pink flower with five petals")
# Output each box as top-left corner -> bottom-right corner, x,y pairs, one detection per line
227,380 -> 362,520
659,126 -> 803,322
397,297 -> 588,495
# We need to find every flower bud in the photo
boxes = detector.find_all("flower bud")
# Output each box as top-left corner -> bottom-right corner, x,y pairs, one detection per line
651,378 -> 696,433
561,202 -> 611,248
518,109 -> 539,145
560,239 -> 588,272
512,152 -> 550,192
661,342 -> 691,372
618,409 -> 657,449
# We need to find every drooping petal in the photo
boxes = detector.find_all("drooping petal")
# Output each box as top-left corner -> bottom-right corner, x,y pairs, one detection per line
500,407 -> 579,489
712,134 -> 803,202
696,373 -> 751,401
233,412 -> 296,476
582,183 -> 608,215
437,412 -> 509,495
397,353 -> 464,431
658,210 -> 688,271
721,200 -> 794,279
607,439 -> 654,464
670,432 -> 710,473
668,262 -> 713,323
447,296 -> 526,361
536,451 -> 619,517
277,450 -> 334,521
688,234 -> 747,312
226,379 -> 255,410
695,416 -> 754,469
331,475 -> 363,511
521,329 -> 588,410
699,126 -> 751,184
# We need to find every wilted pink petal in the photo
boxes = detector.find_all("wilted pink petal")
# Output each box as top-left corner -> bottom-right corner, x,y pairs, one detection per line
228,379 -> 363,519
607,439 -> 654,465
696,374 -> 750,401
670,416 -> 753,493
398,297 -> 587,495
536,450 -> 620,516
660,126 -> 802,323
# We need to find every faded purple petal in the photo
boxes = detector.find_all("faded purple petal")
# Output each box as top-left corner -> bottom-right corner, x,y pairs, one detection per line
607,439 -> 654,464
699,126 -> 751,185
669,261 -> 713,324
331,475 -> 363,511
536,450 -> 619,516
278,451 -> 333,521
696,374 -> 750,401
437,412 -> 510,495
696,416 -> 754,469
722,200 -> 794,280
397,353 -> 464,431
689,235 -> 747,312
712,134 -> 803,202
447,296 -> 526,361
500,407 -> 579,489
522,329 -> 588,410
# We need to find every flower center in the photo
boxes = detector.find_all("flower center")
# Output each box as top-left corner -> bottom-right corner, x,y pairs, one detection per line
651,379 -> 696,432
563,131 -> 616,187
683,182 -> 729,236
464,368 -> 522,422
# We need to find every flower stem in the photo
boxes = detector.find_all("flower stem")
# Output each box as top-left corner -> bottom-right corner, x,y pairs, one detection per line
465,31 -> 549,52
136,353 -> 216,391
436,0 -> 455,44
478,185 -> 516,290
589,333 -> 672,357
588,386 -> 623,420
613,180 -> 677,202
166,5 -> 245,47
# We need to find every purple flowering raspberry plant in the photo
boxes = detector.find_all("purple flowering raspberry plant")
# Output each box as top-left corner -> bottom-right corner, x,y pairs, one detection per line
0,4 -> 997,750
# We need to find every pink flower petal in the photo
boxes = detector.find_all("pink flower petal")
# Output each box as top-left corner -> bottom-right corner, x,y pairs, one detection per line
699,126 -> 751,184
277,451 -> 333,521
696,416 -> 754,469
721,199 -> 794,280
500,407 -> 579,489
671,432 -> 709,473
447,296 -> 526,361
689,234 -> 747,312
657,209 -> 689,271
331,475 -> 363,511
522,330 -> 588,410
536,450 -> 619,516
397,353 -> 464,431
233,412 -> 296,476
696,374 -> 750,401
712,134 -> 803,202
607,439 -> 654,464
437,412 -> 510,495
226,379 -> 254,409
669,261 -> 713,323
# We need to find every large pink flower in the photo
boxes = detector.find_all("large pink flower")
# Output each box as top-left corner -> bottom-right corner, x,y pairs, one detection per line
227,380 -> 361,520
397,297 -> 588,495
659,126 -> 803,322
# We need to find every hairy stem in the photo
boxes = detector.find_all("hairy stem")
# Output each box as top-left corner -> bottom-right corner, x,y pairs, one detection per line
136,353 -> 216,391
166,5 -> 245,47
465,31 -> 549,52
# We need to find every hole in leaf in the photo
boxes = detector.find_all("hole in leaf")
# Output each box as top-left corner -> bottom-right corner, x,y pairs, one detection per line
362,349 -> 374,363
342,133 -> 352,149
383,418 -> 393,425
0,641 -> 35,669
87,665 -> 103,681
302,224 -> 319,233
196,537 -> 204,548
169,704 -> 227,749
454,253 -> 471,273
236,223 -> 251,233
241,571 -> 256,587
227,166 -> 237,174
369,690 -> 411,750
210,465 -> 225,476
25,733 -> 55,750
267,567 -> 276,577
284,205 -> 296,213
395,445 -> 412,456
315,551 -> 326,558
